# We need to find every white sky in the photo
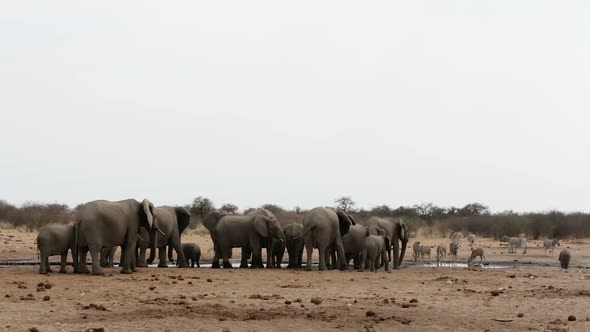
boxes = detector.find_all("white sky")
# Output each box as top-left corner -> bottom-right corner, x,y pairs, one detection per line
0,2 -> 588,212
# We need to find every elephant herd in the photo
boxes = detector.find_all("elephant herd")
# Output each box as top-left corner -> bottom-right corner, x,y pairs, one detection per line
36,200 -> 410,275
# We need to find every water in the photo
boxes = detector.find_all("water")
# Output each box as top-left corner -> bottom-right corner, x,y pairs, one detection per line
415,262 -> 512,269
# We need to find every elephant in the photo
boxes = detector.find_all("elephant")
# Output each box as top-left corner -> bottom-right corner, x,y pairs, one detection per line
240,208 -> 286,268
360,234 -> 390,272
144,206 -> 191,268
284,222 -> 304,269
342,224 -> 388,269
204,211 -> 284,268
358,217 -> 409,269
100,247 -> 118,268
36,223 -> 77,274
301,207 -> 355,271
558,249 -> 570,269
180,243 -> 201,268
76,199 -> 158,275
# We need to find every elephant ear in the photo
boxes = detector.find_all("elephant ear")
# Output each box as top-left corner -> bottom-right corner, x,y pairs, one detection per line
335,210 -> 353,237
253,215 -> 269,238
142,199 -> 154,229
347,213 -> 357,225
397,219 -> 408,242
175,207 -> 191,235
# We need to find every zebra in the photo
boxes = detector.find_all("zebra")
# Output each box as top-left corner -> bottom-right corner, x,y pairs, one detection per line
467,233 -> 476,249
558,249 -> 570,269
412,242 -> 421,262
450,232 -> 463,244
543,239 -> 560,255
420,246 -> 432,263
507,237 -> 527,254
468,248 -> 485,266
436,244 -> 446,266
449,241 -> 459,264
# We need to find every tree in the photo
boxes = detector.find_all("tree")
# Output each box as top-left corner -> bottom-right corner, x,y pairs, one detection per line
334,196 -> 355,213
220,203 -> 239,214
190,196 -> 215,220
370,204 -> 392,217
459,203 -> 490,216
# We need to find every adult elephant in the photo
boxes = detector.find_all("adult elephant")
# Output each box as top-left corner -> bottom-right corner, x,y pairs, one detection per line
143,206 -> 191,268
358,217 -> 409,269
240,208 -> 286,268
204,211 -> 284,268
301,207 -> 355,271
76,199 -> 158,275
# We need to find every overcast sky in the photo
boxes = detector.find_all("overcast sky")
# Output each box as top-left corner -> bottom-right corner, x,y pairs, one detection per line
0,2 -> 588,212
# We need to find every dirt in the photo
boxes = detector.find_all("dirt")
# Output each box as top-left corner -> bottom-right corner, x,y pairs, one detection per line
1,228 -> 589,331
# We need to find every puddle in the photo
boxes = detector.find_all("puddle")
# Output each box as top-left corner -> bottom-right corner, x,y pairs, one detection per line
414,262 -> 512,269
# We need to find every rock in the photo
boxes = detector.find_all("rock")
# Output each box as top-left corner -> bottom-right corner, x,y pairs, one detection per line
568,315 -> 576,321
409,299 -> 418,303
490,290 -> 501,296
366,310 -> 376,317
29,328 -> 39,332
44,283 -> 52,289
310,297 -> 322,305
401,303 -> 410,308
207,278 -> 213,283
149,286 -> 156,291
285,300 -> 292,305
43,296 -> 50,301
517,313 -> 524,318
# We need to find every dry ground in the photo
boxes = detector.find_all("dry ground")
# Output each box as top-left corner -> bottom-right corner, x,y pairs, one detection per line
1,227 -> 589,332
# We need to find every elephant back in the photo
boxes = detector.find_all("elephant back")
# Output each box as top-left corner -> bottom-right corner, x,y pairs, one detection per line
202,211 -> 228,232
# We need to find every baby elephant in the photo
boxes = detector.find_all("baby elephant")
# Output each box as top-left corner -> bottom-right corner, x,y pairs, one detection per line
361,235 -> 390,272
181,243 -> 201,268
468,248 -> 485,266
36,223 -> 77,274
558,249 -> 570,269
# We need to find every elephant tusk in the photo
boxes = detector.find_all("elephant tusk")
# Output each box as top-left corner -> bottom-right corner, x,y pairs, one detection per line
156,227 -> 165,236
137,234 -> 145,241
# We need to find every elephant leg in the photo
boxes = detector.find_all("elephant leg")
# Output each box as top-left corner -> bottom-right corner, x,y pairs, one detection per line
266,240 -> 273,269
59,253 -> 67,273
89,247 -> 104,276
335,237 -> 347,270
157,246 -> 168,268
240,246 -> 250,268
39,252 -> 48,274
276,246 -> 284,268
172,238 -> 188,268
317,245 -> 328,271
304,236 -> 314,271
168,245 -> 175,264
372,256 -> 379,272
383,249 -> 390,271
297,243 -> 304,269
196,255 -> 200,268
46,257 -> 53,273
220,243 -> 233,268
393,240 -> 400,269
137,246 -> 148,267
360,249 -> 366,272
78,248 -> 91,274
71,247 -> 79,273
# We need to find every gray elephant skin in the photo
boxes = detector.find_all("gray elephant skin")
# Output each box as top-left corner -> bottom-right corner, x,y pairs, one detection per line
181,243 -> 201,268
76,199 -> 157,275
358,217 -> 409,269
204,211 -> 284,268
241,208 -> 286,268
361,234 -> 390,272
342,224 -> 388,269
301,207 -> 355,271
100,247 -> 118,268
37,223 -> 77,274
284,222 -> 304,269
142,206 -> 191,268
559,249 -> 570,269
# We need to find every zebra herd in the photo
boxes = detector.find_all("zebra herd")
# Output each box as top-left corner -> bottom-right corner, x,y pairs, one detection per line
411,233 -> 570,268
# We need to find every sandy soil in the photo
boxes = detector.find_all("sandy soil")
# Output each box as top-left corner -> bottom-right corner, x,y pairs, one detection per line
1,227 -> 589,332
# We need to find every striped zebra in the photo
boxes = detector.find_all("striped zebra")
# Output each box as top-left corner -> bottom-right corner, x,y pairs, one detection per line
467,233 -> 476,249
450,232 -> 464,244
449,241 -> 459,264
412,242 -> 421,262
543,239 -> 560,255
507,237 -> 527,254
436,244 -> 446,266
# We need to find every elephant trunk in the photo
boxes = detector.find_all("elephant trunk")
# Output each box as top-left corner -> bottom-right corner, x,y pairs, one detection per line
399,240 -> 408,266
